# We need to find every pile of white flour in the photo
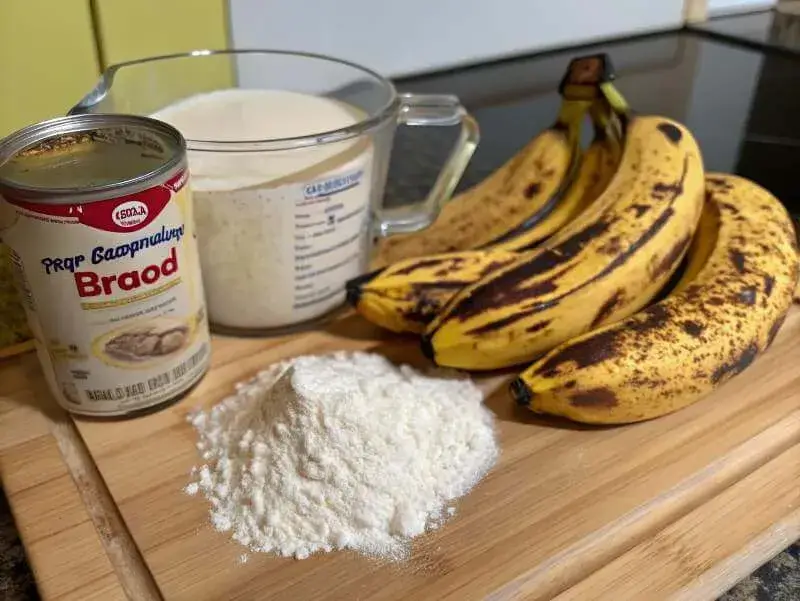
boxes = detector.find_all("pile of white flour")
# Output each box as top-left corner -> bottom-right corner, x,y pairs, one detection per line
185,351 -> 498,560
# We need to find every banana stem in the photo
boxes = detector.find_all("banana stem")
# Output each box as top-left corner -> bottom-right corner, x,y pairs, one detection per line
599,82 -> 630,116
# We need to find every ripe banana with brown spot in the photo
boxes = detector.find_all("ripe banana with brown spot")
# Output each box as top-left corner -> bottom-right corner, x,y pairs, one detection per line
348,122 -> 623,334
488,103 -> 622,253
511,174 -> 799,424
422,114 -> 705,370
373,99 -> 589,268
345,249 -> 517,334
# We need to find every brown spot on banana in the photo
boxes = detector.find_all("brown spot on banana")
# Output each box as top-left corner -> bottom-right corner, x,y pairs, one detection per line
480,259 -> 517,277
652,181 -> 682,202
553,220 -> 616,258
651,156 -> 688,201
681,320 -> 704,338
409,281 -> 476,293
458,269 -> 570,328
451,259 -> 576,321
356,282 -> 464,319
626,304 -> 672,333
720,202 -> 740,215
534,329 -> 623,377
591,289 -> 625,328
710,343 -> 759,384
627,374 -> 667,389
652,234 -> 692,279
766,312 -> 787,348
465,307 -> 541,335
630,204 -> 651,217
523,278 -> 560,298
729,249 -> 746,274
526,320 -> 551,333
705,176 -> 735,191
763,274 -> 775,297
570,388 -> 618,408
392,258 -> 456,276
401,297 -> 444,324
682,285 -> 701,302
599,236 -> 622,256
736,286 -> 758,306
524,182 -> 542,199
604,208 -> 676,275
657,122 -> 683,144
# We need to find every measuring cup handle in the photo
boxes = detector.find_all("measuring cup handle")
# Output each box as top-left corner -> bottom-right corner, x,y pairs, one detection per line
378,93 -> 479,236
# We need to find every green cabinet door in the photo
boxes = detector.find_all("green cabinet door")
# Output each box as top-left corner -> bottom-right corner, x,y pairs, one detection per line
90,0 -> 234,112
0,0 -> 100,137
92,0 -> 230,66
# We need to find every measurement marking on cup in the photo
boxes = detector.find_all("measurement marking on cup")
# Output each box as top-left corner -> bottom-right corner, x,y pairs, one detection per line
295,232 -> 361,261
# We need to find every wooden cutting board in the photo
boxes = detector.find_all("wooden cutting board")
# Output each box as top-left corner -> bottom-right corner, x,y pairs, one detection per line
1,305 -> 799,601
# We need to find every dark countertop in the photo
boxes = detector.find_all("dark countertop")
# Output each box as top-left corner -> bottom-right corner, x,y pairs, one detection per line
690,2 -> 800,56
390,30 -> 800,219
1,28 -> 798,601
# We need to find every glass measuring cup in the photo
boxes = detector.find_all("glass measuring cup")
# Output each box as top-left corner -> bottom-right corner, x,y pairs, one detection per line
70,49 -> 479,335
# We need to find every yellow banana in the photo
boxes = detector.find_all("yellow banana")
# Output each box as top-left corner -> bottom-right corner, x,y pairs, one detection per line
423,113 -> 706,370
349,109 -> 623,335
487,102 -> 622,253
373,101 -> 586,267
346,250 -> 518,334
512,174 -> 799,424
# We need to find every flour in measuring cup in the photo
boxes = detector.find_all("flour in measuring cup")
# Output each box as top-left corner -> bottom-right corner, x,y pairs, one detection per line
152,89 -> 375,332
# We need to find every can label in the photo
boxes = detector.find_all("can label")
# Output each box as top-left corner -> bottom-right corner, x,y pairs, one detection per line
0,170 -> 210,415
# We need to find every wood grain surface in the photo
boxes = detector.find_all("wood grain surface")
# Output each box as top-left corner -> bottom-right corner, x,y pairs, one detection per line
0,340 -> 34,360
1,306 -> 799,600
0,354 -> 129,601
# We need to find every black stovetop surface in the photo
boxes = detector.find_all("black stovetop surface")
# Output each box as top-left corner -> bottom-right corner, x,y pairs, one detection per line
386,30 -> 800,221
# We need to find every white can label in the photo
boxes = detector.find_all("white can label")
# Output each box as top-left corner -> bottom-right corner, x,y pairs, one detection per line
0,171 -> 210,415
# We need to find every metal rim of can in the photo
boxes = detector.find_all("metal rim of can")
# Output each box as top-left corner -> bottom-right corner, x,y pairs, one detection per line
0,114 -> 186,205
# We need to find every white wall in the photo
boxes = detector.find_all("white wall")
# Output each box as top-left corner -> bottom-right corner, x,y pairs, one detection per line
229,0 -> 684,79
708,0 -> 777,15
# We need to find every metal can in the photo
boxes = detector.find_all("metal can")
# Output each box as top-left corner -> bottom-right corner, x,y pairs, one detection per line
0,115 -> 210,417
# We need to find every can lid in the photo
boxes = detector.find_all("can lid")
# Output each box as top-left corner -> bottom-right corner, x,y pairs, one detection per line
0,114 -> 186,204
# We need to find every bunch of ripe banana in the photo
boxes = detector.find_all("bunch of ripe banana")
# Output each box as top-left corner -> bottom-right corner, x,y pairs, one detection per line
347,54 -> 799,425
